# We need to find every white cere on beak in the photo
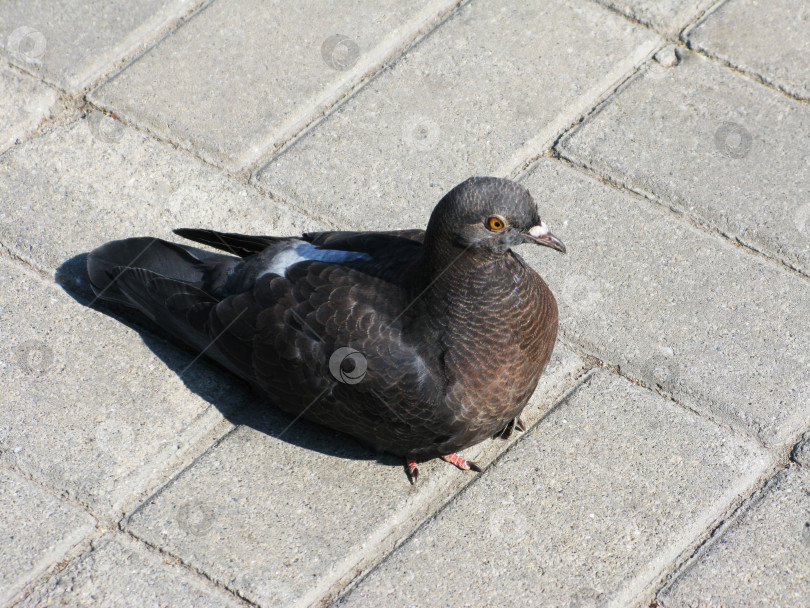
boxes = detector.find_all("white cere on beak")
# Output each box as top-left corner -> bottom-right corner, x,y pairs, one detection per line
528,221 -> 549,238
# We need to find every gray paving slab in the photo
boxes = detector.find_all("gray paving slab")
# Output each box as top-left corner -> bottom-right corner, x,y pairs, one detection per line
338,370 -> 772,608
0,0 -> 202,92
89,0 -> 458,171
593,0 -> 715,34
0,256 -> 243,517
659,466 -> 810,608
557,49 -> 810,278
123,347 -> 585,608
0,63 -> 56,154
0,468 -> 96,606
16,533 -> 247,608
519,158 -> 810,449
687,0 -> 810,101
0,115 -> 323,277
255,0 -> 660,229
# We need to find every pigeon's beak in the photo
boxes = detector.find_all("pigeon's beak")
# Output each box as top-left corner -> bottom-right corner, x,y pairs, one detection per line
521,221 -> 566,253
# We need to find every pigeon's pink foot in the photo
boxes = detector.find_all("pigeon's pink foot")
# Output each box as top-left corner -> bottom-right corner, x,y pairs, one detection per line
441,453 -> 483,472
405,454 -> 482,483
406,458 -> 419,484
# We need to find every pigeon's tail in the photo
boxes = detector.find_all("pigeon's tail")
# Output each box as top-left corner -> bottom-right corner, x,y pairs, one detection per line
87,237 -> 245,352
87,237 -> 260,381
87,237 -> 223,304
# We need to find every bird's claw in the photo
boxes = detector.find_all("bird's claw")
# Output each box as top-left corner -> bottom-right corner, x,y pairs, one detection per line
441,453 -> 482,472
406,458 -> 419,484
496,416 -> 527,439
405,453 -> 482,483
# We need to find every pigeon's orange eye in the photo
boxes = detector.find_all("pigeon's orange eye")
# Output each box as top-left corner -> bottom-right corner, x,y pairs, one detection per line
486,216 -> 505,231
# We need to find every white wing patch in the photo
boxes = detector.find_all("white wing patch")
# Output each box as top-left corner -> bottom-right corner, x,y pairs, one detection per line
413,353 -> 433,389
259,242 -> 372,278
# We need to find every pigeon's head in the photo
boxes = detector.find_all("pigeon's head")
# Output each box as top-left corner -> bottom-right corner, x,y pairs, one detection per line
426,177 -> 566,255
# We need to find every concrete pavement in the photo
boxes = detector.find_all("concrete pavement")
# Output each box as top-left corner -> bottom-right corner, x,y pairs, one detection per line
2,0 -> 808,606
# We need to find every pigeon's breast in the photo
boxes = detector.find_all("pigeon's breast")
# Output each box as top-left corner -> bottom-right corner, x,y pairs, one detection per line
436,261 -> 558,445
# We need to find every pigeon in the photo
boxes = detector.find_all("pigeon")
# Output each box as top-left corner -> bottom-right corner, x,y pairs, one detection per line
87,176 -> 565,481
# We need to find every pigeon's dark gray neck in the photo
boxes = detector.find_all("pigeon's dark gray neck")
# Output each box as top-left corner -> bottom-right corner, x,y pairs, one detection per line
412,233 -> 525,310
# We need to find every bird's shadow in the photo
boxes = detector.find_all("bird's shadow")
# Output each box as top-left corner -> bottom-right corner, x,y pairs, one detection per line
57,253 -> 400,469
